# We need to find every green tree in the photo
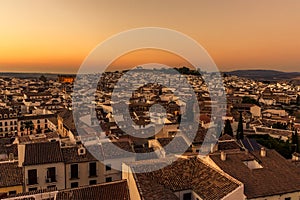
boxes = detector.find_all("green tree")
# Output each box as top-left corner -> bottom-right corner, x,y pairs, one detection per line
39,75 -> 47,82
291,130 -> 300,153
224,119 -> 233,137
23,121 -> 34,134
236,112 -> 244,140
242,96 -> 259,105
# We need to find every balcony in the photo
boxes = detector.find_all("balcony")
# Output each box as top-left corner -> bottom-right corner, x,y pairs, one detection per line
88,172 -> 98,178
45,176 -> 57,183
69,171 -> 80,180
26,178 -> 38,185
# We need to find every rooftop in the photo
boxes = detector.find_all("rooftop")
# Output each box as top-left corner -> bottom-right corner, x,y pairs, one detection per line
209,149 -> 300,199
128,157 -> 241,200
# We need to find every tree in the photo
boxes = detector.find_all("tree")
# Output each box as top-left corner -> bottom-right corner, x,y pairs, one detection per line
297,95 -> 300,106
39,75 -> 47,82
242,96 -> 259,105
236,112 -> 244,140
23,121 -> 34,135
216,119 -> 223,137
224,119 -> 233,137
291,130 -> 300,153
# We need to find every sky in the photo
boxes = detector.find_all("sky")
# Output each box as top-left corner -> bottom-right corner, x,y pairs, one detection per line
0,0 -> 299,73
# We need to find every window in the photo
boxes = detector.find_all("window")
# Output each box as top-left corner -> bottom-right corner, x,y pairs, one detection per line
10,121 -> 13,125
183,193 -> 192,200
79,149 -> 84,154
46,167 -> 56,182
71,182 -> 78,188
284,198 -> 291,200
28,169 -> 38,185
89,180 -> 97,185
0,122 -> 2,126
70,164 -> 79,179
8,190 -> 16,195
105,177 -> 112,182
37,120 -> 40,124
28,187 -> 37,192
4,122 -> 7,126
89,162 -> 97,177
105,164 -> 111,171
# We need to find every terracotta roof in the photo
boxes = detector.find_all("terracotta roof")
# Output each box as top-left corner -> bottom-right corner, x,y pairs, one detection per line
0,161 -> 23,187
157,137 -> 190,155
56,180 -> 130,200
218,134 -> 234,141
128,157 -> 240,200
18,114 -> 54,121
101,141 -> 134,160
47,116 -> 58,126
23,141 -> 64,166
58,109 -> 77,134
210,149 -> 300,199
217,141 -> 242,151
62,146 -> 98,164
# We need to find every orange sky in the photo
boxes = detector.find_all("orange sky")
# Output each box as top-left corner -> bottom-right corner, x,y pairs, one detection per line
0,0 -> 299,73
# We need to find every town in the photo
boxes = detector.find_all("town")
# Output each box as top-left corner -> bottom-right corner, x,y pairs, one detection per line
0,68 -> 300,200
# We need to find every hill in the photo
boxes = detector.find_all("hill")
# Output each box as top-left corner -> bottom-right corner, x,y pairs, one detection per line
226,70 -> 300,81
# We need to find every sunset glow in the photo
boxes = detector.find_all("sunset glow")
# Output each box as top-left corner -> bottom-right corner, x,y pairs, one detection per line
0,0 -> 300,73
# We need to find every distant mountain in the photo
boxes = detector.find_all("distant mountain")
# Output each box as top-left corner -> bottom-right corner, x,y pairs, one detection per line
225,70 -> 300,81
0,72 -> 75,80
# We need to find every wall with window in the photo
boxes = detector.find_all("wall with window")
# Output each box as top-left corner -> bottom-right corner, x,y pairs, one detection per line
104,157 -> 135,183
65,161 -> 105,189
24,163 -> 65,192
0,185 -> 23,196
0,118 -> 18,136
17,118 -> 48,136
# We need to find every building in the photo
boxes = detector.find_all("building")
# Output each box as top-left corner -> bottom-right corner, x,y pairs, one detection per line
205,138 -> 300,199
4,180 -> 130,200
18,142 -> 65,192
123,157 -> 244,200
0,108 -> 18,137
58,75 -> 76,84
0,161 -> 23,196
62,145 -> 105,189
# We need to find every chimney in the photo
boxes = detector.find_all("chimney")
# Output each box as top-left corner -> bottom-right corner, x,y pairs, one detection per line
221,151 -> 226,161
211,143 -> 218,153
18,144 -> 25,167
292,153 -> 300,161
8,153 -> 14,161
260,147 -> 266,157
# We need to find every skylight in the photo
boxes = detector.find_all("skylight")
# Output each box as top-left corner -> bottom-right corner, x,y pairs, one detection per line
243,160 -> 263,170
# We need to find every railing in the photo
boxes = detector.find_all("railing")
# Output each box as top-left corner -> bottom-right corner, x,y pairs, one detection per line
88,170 -> 97,178
69,171 -> 80,180
26,177 -> 39,185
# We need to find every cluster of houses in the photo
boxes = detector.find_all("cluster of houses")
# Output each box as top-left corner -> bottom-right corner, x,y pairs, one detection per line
0,71 -> 299,199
